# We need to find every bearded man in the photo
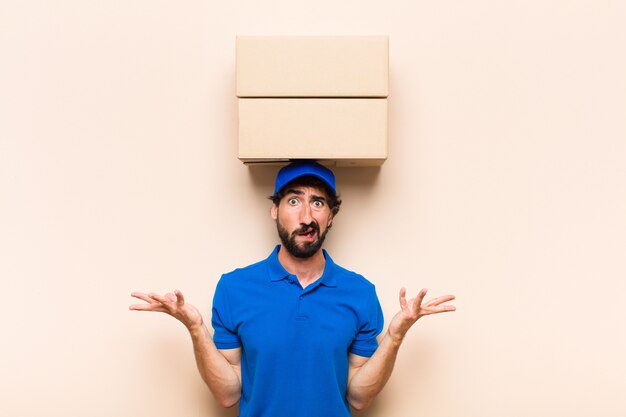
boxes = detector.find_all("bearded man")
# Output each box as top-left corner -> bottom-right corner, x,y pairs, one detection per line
130,160 -> 455,417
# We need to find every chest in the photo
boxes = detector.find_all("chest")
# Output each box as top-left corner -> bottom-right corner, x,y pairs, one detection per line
231,282 -> 360,359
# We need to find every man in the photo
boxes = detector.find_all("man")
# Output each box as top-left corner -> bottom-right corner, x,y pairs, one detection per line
130,160 -> 455,417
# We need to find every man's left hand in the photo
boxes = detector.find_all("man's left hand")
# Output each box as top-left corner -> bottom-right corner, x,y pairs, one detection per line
387,288 -> 456,344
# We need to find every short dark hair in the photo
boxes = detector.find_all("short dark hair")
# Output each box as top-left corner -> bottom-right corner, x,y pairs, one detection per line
269,175 -> 342,216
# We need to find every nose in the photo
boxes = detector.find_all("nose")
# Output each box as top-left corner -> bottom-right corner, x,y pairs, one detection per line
299,203 -> 313,224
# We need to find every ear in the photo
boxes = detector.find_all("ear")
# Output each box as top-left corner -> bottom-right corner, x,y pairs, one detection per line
327,213 -> 334,228
270,204 -> 278,220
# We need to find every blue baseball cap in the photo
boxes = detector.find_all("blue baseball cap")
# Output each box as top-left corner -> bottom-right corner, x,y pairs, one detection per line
273,161 -> 337,196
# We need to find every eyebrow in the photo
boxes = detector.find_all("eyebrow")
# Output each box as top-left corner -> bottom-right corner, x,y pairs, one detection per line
284,189 -> 304,196
284,189 -> 327,202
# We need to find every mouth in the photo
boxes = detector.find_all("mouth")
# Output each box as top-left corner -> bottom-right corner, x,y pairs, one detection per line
297,229 -> 317,240
294,225 -> 319,241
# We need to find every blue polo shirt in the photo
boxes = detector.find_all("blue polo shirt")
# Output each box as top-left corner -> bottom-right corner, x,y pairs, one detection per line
211,245 -> 384,417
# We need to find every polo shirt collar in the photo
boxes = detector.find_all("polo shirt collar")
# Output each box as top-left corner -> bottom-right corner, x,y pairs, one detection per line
267,245 -> 338,288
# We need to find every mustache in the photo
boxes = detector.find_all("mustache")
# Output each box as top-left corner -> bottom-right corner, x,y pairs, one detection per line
292,222 -> 320,236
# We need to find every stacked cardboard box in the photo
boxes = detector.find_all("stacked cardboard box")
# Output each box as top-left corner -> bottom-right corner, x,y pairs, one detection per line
236,36 -> 388,166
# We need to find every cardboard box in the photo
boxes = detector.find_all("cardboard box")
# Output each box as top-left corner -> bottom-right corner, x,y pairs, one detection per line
236,36 -> 388,97
238,98 -> 387,165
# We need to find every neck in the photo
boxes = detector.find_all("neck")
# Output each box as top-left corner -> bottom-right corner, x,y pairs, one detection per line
277,246 -> 326,288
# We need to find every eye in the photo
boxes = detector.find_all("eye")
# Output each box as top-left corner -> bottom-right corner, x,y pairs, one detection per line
288,197 -> 299,206
312,200 -> 325,209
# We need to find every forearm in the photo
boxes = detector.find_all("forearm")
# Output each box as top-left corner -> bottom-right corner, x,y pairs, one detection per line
346,288 -> 456,411
346,331 -> 403,411
188,324 -> 241,408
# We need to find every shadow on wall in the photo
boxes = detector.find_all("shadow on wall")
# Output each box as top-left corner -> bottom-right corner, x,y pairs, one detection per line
246,163 -> 382,195
353,400 -> 384,417
206,400 -> 381,417
205,401 -> 239,417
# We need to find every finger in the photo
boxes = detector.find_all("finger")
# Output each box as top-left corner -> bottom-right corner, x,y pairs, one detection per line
413,288 -> 427,312
430,304 -> 457,313
425,295 -> 456,307
175,289 -> 185,305
165,293 -> 177,303
148,293 -> 168,304
130,292 -> 155,303
398,287 -> 408,311
129,303 -> 167,312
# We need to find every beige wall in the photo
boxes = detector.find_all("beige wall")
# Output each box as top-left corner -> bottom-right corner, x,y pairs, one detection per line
1,1 -> 625,416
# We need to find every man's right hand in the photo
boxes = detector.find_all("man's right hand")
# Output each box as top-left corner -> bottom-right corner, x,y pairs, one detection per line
129,290 -> 203,331
130,289 -> 242,407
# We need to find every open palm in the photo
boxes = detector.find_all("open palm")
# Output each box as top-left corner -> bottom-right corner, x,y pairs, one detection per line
129,290 -> 204,331
388,288 -> 455,343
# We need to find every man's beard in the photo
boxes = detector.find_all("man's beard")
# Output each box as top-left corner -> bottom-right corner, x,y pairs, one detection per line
276,220 -> 329,258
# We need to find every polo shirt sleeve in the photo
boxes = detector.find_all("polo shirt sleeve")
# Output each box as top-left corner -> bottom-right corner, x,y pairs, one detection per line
349,286 -> 384,357
211,277 -> 241,349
